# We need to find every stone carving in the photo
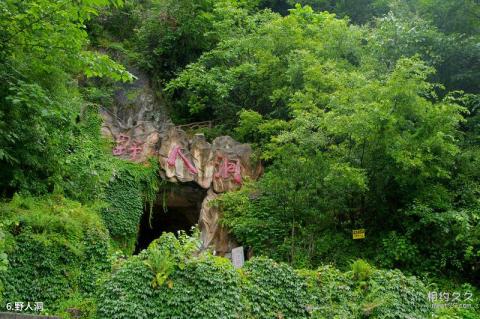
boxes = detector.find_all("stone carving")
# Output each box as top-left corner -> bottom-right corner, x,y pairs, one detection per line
214,156 -> 242,184
111,134 -> 146,161
100,68 -> 262,254
156,127 -> 262,192
211,136 -> 262,193
231,246 -> 245,269
112,134 -> 129,156
158,127 -> 196,183
167,145 -> 198,174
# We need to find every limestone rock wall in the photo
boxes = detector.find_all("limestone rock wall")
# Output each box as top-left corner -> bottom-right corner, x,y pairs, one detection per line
158,128 -> 262,192
101,69 -> 262,255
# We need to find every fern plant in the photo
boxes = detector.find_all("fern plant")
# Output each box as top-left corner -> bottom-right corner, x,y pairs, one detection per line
144,248 -> 175,288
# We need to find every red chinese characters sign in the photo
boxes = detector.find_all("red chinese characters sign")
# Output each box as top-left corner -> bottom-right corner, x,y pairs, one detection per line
112,134 -> 144,160
214,155 -> 242,184
167,145 -> 198,174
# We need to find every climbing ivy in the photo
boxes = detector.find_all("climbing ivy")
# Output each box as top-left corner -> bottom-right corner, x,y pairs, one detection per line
102,171 -> 143,248
101,159 -> 160,253
300,262 -> 433,319
300,265 -> 362,318
98,232 -> 440,319
0,195 -> 109,314
98,232 -> 242,319
240,257 -> 310,319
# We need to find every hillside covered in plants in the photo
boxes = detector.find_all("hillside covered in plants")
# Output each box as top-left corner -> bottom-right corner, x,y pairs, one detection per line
0,0 -> 479,318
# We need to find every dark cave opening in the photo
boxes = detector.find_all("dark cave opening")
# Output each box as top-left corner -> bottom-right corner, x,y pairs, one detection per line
134,183 -> 206,254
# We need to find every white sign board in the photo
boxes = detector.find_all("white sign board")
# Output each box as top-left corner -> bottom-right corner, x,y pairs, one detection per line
231,246 -> 245,269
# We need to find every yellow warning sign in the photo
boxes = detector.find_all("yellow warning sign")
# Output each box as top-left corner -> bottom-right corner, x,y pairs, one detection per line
352,229 -> 365,239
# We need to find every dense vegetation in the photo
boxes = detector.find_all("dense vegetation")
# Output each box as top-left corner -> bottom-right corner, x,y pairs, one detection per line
0,0 -> 479,318
98,233 -> 435,319
0,196 -> 110,316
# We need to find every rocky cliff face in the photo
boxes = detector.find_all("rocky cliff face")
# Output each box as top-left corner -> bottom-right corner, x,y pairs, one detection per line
100,69 -> 262,255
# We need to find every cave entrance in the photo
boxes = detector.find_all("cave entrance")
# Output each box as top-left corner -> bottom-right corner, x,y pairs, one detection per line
134,183 -> 206,254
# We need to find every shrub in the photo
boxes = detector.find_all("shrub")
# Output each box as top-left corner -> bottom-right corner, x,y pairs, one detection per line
0,195 -> 109,314
98,232 -> 242,319
362,269 -> 432,318
299,265 -> 361,318
299,260 -> 432,319
351,259 -> 374,282
241,257 -> 310,319
101,161 -> 160,254
376,231 -> 419,269
98,234 -> 446,319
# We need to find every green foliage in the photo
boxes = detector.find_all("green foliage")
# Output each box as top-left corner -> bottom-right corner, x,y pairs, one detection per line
235,110 -> 264,142
218,153 -> 367,268
101,160 -> 160,253
291,0 -> 388,23
0,79 -> 80,194
0,195 -> 109,314
98,232 -> 242,319
102,171 -> 142,247
143,231 -> 200,287
366,12 -> 445,72
166,6 -> 358,126
376,231 -> 419,269
351,259 -> 373,282
241,257 -> 310,319
56,293 -> 98,319
97,254 -> 155,319
403,0 -> 480,35
301,265 -> 361,318
299,260 -> 433,319
235,110 -> 288,149
360,269 -> 432,318
259,0 -> 480,34
135,0 -> 215,80
0,223 -> 8,306
0,0 -> 132,197
396,205 -> 480,280
367,11 -> 480,94
434,308 -> 480,319
99,233 -> 439,319
135,0 -> 262,83
218,45 -> 474,279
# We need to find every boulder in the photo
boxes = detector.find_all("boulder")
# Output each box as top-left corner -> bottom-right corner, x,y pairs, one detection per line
156,129 -> 262,192
211,136 -> 262,193
158,127 -> 196,183
190,134 -> 214,189
198,189 -> 237,256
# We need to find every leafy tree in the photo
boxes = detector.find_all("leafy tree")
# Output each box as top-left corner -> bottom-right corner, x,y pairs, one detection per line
366,11 -> 480,95
165,5 -> 478,280
219,153 -> 367,268
404,0 -> 480,35
220,55 -> 474,275
166,5 -> 362,126
134,0 -> 264,82
0,0 -> 132,196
